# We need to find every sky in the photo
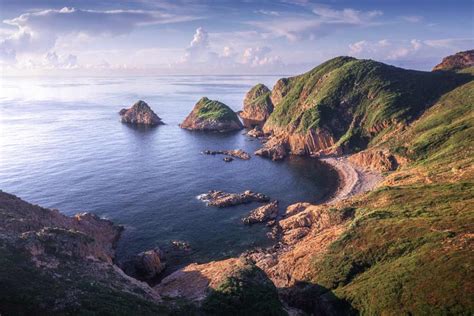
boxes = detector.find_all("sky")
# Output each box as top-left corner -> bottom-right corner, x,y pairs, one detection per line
0,0 -> 472,75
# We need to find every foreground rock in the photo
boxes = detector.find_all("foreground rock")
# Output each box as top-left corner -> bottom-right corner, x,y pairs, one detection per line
254,136 -> 288,161
180,97 -> 243,132
239,84 -> 274,128
198,190 -> 270,207
0,191 -> 162,314
203,149 -> 251,160
123,248 -> 166,281
119,100 -> 164,126
243,201 -> 279,225
432,49 -> 474,71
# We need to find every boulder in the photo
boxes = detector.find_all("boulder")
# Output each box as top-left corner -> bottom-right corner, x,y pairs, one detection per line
119,100 -> 164,126
128,248 -> 166,280
180,97 -> 243,132
243,201 -> 279,225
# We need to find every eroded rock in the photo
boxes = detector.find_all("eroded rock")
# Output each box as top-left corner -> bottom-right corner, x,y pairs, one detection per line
198,190 -> 270,208
243,201 -> 279,225
119,100 -> 164,126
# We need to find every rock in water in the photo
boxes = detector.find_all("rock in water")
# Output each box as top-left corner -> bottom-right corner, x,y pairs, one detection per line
243,201 -> 279,225
223,157 -> 234,162
119,100 -> 164,126
198,190 -> 270,207
239,84 -> 274,128
180,97 -> 243,132
202,149 -> 251,160
432,50 -> 474,71
132,248 -> 166,280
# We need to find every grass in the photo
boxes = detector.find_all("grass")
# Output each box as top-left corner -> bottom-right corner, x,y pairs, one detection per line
195,97 -> 240,122
266,56 -> 471,153
245,84 -> 273,112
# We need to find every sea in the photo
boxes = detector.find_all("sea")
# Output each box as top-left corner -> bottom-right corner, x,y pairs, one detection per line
0,75 -> 337,271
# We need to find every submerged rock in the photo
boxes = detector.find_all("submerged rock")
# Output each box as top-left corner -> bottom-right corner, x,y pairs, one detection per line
203,149 -> 251,160
243,201 -> 279,225
119,100 -> 164,126
223,157 -> 234,162
239,84 -> 274,128
198,190 -> 270,208
180,97 -> 243,132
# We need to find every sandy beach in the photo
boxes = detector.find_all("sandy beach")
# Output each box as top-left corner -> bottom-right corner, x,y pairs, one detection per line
321,156 -> 383,204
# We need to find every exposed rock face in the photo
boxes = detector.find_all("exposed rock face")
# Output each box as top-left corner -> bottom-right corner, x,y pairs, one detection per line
203,149 -> 251,160
254,136 -> 288,161
0,191 -> 162,314
243,201 -> 279,225
247,126 -> 266,138
433,50 -> 474,71
124,248 -> 166,280
119,100 -> 164,126
239,84 -> 274,128
180,97 -> 243,132
348,149 -> 405,172
198,190 -> 270,207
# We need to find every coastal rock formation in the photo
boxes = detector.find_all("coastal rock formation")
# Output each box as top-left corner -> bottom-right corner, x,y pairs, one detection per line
348,149 -> 404,172
124,248 -> 166,280
257,56 -> 462,160
119,100 -> 164,126
239,84 -> 274,128
243,201 -> 279,225
432,49 -> 474,71
180,97 -> 243,132
247,126 -> 266,138
203,149 -> 251,160
0,191 -> 162,314
198,190 -> 270,207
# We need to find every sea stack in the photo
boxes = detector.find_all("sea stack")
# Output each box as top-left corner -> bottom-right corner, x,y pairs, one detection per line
119,100 -> 164,126
180,97 -> 243,132
239,84 -> 274,128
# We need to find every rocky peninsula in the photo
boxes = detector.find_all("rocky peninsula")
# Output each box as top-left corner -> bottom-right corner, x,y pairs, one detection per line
180,97 -> 243,132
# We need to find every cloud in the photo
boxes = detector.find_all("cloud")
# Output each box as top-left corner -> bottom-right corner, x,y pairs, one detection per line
401,15 -> 423,23
247,5 -> 383,41
255,10 -> 280,17
180,27 -> 210,63
0,6 -> 199,66
242,46 -> 281,66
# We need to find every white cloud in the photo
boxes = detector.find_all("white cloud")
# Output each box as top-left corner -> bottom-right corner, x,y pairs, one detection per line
255,10 -> 280,17
242,46 -> 281,66
401,15 -> 423,23
247,5 -> 383,41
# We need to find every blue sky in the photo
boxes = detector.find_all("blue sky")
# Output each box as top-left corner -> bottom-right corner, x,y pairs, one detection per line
0,0 -> 472,75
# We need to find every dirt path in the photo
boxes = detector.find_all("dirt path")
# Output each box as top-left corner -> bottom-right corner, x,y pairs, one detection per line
321,156 -> 383,204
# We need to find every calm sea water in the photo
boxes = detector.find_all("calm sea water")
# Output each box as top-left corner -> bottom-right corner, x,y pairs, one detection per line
0,75 -> 337,269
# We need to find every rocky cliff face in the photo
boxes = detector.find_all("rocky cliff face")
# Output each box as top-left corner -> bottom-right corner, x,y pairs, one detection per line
119,100 -> 164,126
433,49 -> 474,71
180,97 -> 243,132
239,84 -> 274,128
258,56 -> 465,161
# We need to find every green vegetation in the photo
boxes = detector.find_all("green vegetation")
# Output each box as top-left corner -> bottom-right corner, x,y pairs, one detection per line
246,84 -> 273,112
202,263 -> 287,316
266,56 -> 470,151
195,97 -> 240,122
304,72 -> 474,315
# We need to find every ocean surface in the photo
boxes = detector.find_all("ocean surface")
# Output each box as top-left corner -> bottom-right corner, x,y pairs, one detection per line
0,75 -> 337,270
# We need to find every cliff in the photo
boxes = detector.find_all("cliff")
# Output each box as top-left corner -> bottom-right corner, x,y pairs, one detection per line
180,97 -> 243,132
239,83 -> 274,128
259,56 -> 467,160
433,49 -> 474,72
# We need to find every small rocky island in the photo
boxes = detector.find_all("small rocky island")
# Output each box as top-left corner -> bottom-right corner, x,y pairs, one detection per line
239,83 -> 274,128
180,97 -> 243,132
119,100 -> 164,126
198,190 -> 270,207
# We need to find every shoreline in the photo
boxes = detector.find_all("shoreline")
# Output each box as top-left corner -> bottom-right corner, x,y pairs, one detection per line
320,156 -> 383,204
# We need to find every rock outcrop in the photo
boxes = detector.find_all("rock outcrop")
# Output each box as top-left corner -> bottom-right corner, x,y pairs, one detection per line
119,100 -> 164,126
254,136 -> 288,161
0,191 -> 163,314
242,201 -> 279,225
348,149 -> 405,172
203,149 -> 251,160
198,190 -> 270,207
123,248 -> 166,281
432,50 -> 474,71
180,97 -> 243,132
247,126 -> 266,138
239,84 -> 274,128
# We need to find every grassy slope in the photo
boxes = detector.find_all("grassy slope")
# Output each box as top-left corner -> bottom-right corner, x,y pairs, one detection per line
308,73 -> 474,315
195,97 -> 240,122
246,84 -> 273,112
266,56 -> 468,151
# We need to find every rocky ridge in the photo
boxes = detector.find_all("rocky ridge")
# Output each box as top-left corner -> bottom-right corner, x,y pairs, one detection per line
432,49 -> 474,71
